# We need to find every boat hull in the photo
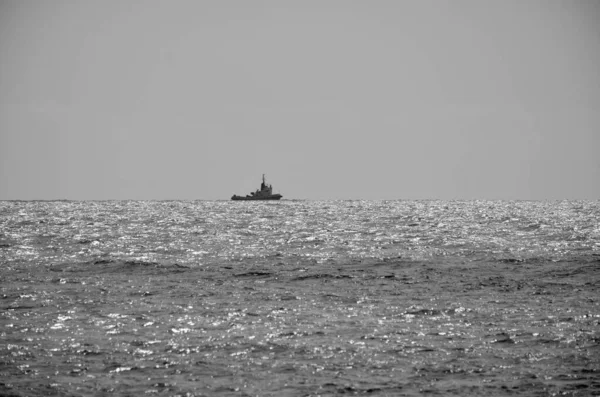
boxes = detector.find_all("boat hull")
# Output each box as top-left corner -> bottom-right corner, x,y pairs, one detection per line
231,195 -> 282,201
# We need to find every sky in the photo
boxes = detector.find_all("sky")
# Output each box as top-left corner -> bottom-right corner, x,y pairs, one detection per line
1,0 -> 599,200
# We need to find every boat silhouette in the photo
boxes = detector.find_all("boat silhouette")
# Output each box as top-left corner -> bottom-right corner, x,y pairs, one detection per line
231,174 -> 283,201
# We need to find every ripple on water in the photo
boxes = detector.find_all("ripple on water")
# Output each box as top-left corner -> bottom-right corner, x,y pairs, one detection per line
1,200 -> 599,395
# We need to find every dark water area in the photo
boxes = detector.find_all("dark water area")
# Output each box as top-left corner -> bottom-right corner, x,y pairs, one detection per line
1,200 -> 599,396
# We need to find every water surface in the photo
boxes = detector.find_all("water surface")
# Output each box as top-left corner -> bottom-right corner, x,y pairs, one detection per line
1,200 -> 599,396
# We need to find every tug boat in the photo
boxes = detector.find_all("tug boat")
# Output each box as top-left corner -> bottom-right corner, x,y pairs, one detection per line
231,175 -> 283,201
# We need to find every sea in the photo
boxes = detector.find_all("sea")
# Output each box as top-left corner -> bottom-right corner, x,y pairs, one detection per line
1,200 -> 599,396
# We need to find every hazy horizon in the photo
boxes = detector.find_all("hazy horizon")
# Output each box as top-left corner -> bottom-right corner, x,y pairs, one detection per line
1,1 -> 599,200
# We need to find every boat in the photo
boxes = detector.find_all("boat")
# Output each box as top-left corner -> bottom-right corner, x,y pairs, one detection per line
231,174 -> 283,201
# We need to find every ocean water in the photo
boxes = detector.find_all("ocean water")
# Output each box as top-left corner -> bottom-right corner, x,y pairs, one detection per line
1,200 -> 599,396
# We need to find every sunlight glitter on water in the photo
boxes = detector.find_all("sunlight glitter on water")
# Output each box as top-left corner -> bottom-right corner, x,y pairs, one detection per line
1,200 -> 599,396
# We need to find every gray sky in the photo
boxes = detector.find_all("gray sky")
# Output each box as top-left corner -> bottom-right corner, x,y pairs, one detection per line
1,1 -> 599,200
